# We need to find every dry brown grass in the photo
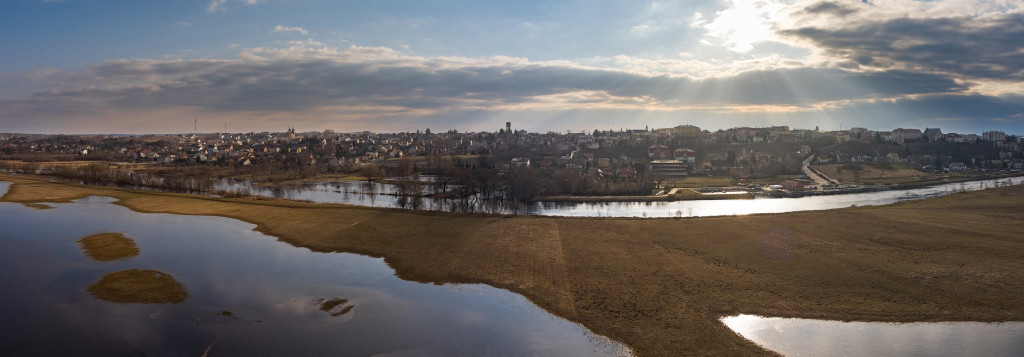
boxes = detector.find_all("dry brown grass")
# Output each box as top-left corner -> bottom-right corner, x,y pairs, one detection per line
0,160 -> 102,168
4,173 -> 1024,356
88,269 -> 187,304
811,163 -> 1019,187
813,163 -> 926,185
670,176 -> 735,188
78,233 -> 139,261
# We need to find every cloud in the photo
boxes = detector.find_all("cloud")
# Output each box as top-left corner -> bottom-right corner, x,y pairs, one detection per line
782,8 -> 1024,81
205,0 -> 227,13
800,1 -> 857,17
273,25 -> 309,36
2,42 -> 970,114
693,0 -> 789,53
175,21 -> 193,27
206,0 -> 264,13
2,40 -> 1020,134
823,94 -> 1024,130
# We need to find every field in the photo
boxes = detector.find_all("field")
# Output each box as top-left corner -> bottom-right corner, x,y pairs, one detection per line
3,173 -> 1024,356
0,160 -> 104,168
667,176 -> 735,188
811,162 -> 944,185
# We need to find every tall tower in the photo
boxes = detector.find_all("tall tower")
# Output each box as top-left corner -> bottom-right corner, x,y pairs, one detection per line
506,121 -> 511,133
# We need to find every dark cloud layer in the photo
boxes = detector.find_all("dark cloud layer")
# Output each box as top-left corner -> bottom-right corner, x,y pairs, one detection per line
13,52 -> 968,116
839,94 -> 1024,122
783,12 -> 1024,80
408,93 -> 1024,135
801,1 -> 858,17
2,45 -> 1020,134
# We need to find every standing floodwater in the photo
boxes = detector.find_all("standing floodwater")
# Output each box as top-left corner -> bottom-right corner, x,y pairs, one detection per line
214,176 -> 1024,217
0,181 -> 632,356
722,314 -> 1024,356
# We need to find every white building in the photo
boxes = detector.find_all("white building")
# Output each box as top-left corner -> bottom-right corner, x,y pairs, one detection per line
983,131 -> 1006,142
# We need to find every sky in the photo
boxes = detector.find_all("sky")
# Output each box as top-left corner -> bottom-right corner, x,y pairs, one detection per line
1,0 -> 1023,135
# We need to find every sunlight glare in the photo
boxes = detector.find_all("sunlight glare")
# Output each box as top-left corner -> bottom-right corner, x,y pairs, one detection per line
699,0 -> 788,53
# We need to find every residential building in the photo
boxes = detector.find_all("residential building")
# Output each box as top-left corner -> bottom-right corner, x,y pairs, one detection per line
983,131 -> 1007,142
673,148 -> 697,164
891,128 -> 923,143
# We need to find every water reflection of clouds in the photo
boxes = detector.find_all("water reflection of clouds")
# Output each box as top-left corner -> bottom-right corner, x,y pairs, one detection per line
72,196 -> 119,204
0,186 -> 630,356
538,177 -> 1023,218
451,309 -> 488,326
722,314 -> 1024,356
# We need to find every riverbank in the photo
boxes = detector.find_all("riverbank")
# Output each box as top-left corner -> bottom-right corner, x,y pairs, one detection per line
769,171 -> 1023,198
810,162 -> 1023,187
535,190 -> 754,203
884,172 -> 1023,190
3,173 -> 1024,356
238,170 -> 1021,204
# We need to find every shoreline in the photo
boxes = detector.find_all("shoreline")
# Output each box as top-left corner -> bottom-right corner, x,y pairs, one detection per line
533,192 -> 754,203
7,160 -> 1022,206
3,173 -> 1024,356
242,171 -> 1024,203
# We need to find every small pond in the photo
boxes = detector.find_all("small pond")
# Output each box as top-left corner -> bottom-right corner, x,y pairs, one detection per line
722,314 -> 1024,356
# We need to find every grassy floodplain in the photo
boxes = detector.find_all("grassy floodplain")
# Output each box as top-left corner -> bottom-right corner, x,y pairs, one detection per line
3,173 -> 1024,356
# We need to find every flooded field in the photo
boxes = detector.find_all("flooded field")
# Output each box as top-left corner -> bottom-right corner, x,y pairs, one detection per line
722,314 -> 1024,357
214,176 -> 1024,217
0,181 -> 632,356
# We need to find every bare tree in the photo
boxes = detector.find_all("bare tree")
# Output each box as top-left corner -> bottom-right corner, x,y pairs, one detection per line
362,164 -> 381,182
397,157 -> 415,177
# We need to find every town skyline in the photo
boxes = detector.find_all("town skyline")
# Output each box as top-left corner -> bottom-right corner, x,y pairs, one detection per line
2,123 -> 1021,138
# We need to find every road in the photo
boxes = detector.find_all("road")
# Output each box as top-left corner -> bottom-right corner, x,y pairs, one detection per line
802,154 -> 835,189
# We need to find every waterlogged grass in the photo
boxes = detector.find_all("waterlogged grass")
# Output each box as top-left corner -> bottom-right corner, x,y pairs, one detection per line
78,233 -> 139,261
88,269 -> 187,304
4,174 -> 1024,356
21,202 -> 54,210
317,298 -> 355,317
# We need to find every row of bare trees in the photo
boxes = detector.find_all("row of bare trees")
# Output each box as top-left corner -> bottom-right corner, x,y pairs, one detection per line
38,164 -> 214,192
0,161 -> 40,174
